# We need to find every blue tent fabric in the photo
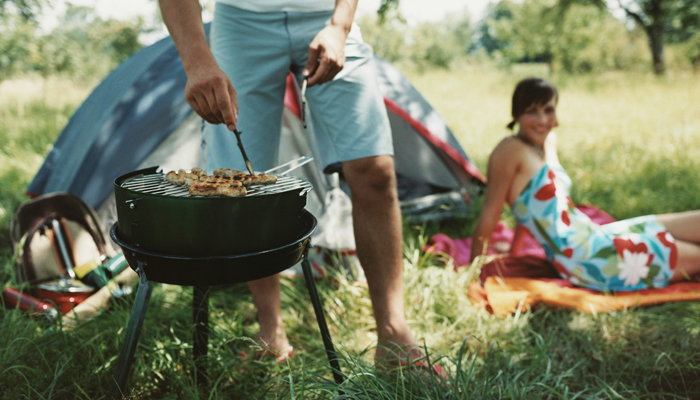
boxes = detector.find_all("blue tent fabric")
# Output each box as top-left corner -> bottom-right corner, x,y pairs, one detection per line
27,32 -> 199,210
373,56 -> 485,198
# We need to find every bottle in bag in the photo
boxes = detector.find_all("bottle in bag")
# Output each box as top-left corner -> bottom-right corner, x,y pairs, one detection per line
101,253 -> 129,279
73,258 -> 110,290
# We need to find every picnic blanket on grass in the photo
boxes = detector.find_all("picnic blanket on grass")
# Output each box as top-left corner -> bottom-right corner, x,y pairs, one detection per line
426,205 -> 700,316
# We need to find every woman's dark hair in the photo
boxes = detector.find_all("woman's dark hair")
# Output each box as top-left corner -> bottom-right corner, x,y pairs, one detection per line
507,78 -> 558,130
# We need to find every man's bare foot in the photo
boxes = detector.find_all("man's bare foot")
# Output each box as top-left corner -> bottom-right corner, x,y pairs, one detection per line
238,329 -> 293,366
374,336 -> 448,379
375,340 -> 424,363
253,327 -> 292,358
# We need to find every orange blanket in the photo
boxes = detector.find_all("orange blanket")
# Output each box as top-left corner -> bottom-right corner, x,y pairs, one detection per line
469,277 -> 700,317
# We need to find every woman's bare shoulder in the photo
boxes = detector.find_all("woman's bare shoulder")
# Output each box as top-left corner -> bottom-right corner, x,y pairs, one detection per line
490,136 -> 528,163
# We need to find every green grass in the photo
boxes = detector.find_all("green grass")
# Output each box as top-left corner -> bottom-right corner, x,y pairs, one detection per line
2,68 -> 700,399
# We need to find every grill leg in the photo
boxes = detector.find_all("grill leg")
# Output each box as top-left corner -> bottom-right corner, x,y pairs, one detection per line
301,255 -> 344,385
109,263 -> 153,400
193,286 -> 209,387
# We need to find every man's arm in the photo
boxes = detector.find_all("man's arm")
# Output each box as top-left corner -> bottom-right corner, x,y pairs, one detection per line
303,0 -> 358,87
158,0 -> 237,130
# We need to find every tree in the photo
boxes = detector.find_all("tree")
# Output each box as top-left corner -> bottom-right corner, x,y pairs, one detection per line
356,14 -> 408,63
359,7 -> 471,71
611,0 -> 700,74
473,1 -> 516,56
616,0 -> 668,74
377,0 -> 401,22
0,13 -> 35,82
0,0 -> 43,82
0,0 -> 43,21
477,0 -> 637,73
664,0 -> 700,69
32,4 -> 146,79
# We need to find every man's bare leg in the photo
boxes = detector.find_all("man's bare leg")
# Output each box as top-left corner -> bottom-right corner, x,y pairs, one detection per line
247,275 -> 291,355
342,155 -> 424,362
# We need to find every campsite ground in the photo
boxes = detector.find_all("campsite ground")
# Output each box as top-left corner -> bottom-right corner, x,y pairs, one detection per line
2,67 -> 700,399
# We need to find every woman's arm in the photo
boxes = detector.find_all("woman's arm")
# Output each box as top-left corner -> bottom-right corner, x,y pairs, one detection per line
470,139 -> 521,263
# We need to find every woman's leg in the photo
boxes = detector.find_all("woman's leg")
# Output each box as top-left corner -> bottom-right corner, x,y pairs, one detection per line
657,211 -> 700,281
656,210 -> 700,243
669,240 -> 700,282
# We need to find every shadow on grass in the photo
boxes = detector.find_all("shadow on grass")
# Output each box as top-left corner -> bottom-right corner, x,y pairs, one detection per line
520,305 -> 700,399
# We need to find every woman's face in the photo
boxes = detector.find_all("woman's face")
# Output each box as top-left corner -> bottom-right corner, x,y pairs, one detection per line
516,96 -> 558,147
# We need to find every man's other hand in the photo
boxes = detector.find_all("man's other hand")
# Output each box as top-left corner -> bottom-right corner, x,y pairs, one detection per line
303,24 -> 347,87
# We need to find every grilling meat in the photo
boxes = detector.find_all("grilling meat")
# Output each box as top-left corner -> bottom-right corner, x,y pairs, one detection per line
198,176 -> 243,186
164,168 -> 277,196
191,167 -> 207,177
177,169 -> 201,180
245,173 -> 277,186
165,171 -> 186,185
188,183 -> 247,197
212,168 -> 247,177
210,168 -> 277,185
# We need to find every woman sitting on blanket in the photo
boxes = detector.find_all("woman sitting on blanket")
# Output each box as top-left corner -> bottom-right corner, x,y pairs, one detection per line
470,77 -> 700,291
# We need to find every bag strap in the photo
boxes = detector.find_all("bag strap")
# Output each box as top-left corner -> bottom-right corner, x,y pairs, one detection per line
11,193 -> 107,254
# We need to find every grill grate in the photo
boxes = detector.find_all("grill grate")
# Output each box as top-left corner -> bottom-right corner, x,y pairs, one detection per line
120,172 -> 312,197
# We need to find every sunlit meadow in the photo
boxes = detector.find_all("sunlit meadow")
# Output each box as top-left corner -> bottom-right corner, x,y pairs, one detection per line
2,67 -> 700,399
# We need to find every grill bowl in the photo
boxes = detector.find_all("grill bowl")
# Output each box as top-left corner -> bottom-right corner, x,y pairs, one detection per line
114,167 -> 311,256
110,210 -> 316,286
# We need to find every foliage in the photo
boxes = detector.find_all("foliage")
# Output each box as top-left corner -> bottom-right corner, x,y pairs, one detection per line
408,20 -> 463,71
468,0 -> 700,74
613,0 -> 700,74
376,0 -> 400,23
0,13 -> 36,81
358,9 -> 472,72
0,3 -> 146,83
476,0 -> 652,73
357,14 -> 408,64
663,0 -> 700,43
0,0 -> 42,21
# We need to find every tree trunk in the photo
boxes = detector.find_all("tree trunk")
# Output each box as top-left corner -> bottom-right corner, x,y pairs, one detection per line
619,0 -> 667,75
647,0 -> 666,75
647,24 -> 665,75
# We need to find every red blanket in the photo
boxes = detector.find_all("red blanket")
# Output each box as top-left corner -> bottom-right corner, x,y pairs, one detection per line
425,205 -> 700,316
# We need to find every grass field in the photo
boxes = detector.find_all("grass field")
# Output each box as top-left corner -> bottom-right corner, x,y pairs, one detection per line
1,68 -> 700,399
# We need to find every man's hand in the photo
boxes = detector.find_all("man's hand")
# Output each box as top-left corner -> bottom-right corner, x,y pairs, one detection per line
303,23 -> 348,87
185,61 -> 238,130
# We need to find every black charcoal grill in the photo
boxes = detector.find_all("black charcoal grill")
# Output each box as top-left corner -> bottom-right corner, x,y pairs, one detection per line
114,166 -> 313,256
108,163 -> 343,399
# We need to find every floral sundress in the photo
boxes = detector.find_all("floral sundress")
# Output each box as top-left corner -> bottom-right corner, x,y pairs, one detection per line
512,162 -> 678,292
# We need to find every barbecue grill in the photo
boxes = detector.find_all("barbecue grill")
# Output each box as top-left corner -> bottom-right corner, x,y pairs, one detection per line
115,166 -> 313,256
108,165 -> 343,399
